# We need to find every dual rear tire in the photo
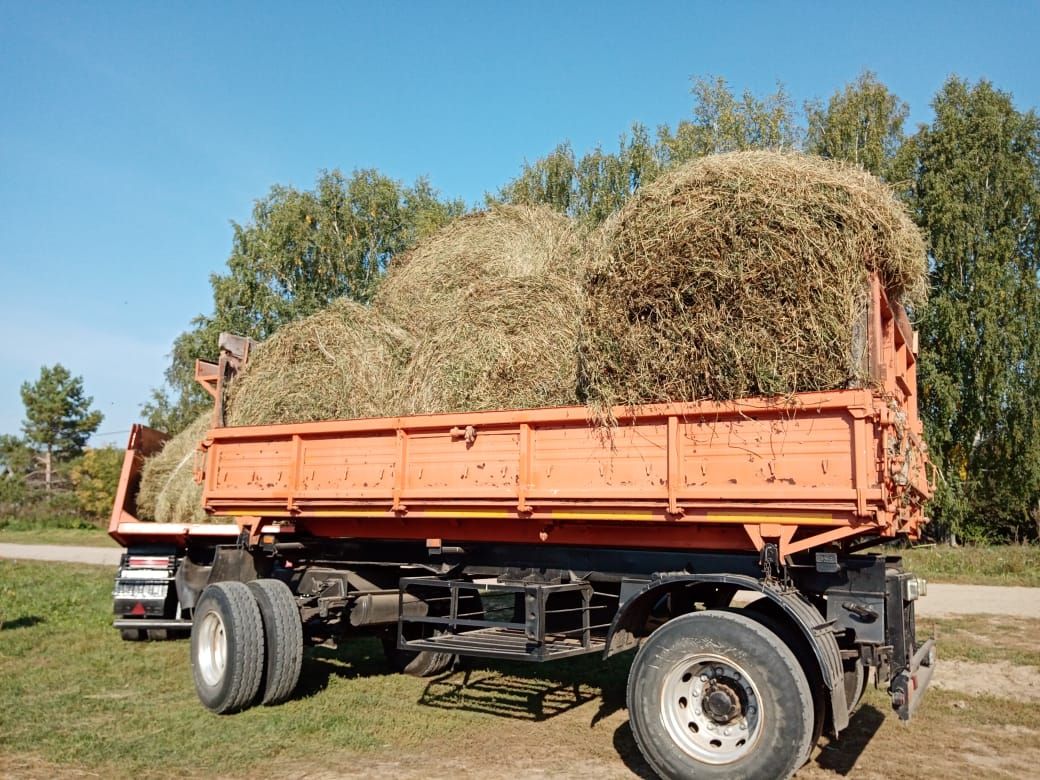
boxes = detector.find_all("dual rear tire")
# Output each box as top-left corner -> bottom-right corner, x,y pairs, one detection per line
190,579 -> 303,714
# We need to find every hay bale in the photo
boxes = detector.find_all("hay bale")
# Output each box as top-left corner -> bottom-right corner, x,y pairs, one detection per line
224,299 -> 414,426
374,203 -> 586,414
579,150 -> 928,413
400,275 -> 584,414
374,204 -> 583,338
136,413 -> 211,523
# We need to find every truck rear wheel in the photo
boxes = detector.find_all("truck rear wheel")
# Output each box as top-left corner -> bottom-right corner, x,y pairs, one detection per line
248,579 -> 304,705
191,582 -> 264,714
627,610 -> 813,780
381,634 -> 454,677
845,659 -> 868,714
739,598 -> 825,757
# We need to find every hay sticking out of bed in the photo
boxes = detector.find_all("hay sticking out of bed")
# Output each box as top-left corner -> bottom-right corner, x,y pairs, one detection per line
578,150 -> 928,414
136,413 -> 211,523
224,299 -> 414,426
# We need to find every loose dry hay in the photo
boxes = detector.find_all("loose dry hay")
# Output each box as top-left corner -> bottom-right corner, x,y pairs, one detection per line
400,275 -> 584,414
376,204 -> 586,414
136,413 -> 211,523
373,204 -> 584,339
578,150 -> 928,414
224,299 -> 414,426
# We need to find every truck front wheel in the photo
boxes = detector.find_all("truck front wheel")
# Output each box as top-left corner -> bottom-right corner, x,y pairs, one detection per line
627,610 -> 813,780
191,582 -> 265,714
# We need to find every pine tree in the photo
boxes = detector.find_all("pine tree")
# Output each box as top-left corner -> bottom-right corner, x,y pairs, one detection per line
20,365 -> 104,491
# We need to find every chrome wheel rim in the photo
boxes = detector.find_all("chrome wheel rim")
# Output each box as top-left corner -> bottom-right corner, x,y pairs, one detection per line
660,653 -> 763,764
196,609 -> 227,687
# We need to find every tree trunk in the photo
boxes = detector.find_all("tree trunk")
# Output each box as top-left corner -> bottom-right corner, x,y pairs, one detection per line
44,446 -> 52,492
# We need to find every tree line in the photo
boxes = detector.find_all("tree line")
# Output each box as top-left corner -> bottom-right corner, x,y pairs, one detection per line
5,72 -> 1038,542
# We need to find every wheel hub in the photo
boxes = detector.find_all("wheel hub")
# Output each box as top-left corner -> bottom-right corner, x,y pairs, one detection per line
703,683 -> 742,723
660,654 -> 763,765
196,609 -> 227,688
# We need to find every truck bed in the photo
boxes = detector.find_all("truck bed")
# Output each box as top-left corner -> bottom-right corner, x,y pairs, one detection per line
111,277 -> 930,557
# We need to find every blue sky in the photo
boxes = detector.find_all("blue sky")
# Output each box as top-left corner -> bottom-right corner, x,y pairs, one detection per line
1,1 -> 1038,444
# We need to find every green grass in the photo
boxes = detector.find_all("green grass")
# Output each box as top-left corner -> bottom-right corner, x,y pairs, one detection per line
917,614 -> 1040,668
883,544 -> 1040,586
0,560 -> 632,778
3,559 -> 1039,779
0,526 -> 117,547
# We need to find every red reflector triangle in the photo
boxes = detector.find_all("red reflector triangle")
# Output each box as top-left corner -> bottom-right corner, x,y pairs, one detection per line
130,602 -> 146,616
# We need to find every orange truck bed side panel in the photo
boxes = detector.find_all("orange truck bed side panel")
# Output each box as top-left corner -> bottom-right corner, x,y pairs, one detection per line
196,389 -> 929,555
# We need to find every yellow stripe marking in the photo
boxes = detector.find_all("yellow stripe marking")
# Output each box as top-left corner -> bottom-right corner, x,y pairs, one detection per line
707,513 -> 838,526
551,510 -> 656,521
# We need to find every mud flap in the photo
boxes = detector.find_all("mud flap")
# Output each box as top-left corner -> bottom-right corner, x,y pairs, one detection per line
891,638 -> 936,720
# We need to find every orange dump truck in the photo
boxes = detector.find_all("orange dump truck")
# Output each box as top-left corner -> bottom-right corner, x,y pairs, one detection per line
109,277 -> 934,779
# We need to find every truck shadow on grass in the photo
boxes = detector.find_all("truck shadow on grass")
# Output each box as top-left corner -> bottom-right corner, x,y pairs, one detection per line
296,639 -> 396,697
418,650 -> 634,724
419,666 -> 598,721
810,704 -> 886,775
294,640 -> 884,777
609,703 -> 887,779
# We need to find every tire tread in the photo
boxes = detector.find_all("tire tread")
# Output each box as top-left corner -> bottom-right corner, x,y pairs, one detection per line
248,579 -> 304,705
191,581 -> 264,714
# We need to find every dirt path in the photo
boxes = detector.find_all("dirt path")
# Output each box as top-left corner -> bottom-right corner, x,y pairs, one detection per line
0,543 -> 121,566
916,583 -> 1040,618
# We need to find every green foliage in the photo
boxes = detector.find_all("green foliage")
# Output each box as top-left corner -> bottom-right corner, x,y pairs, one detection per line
0,434 -> 33,477
19,364 -> 103,462
146,169 -> 464,434
0,442 -> 99,530
908,78 -> 1040,541
658,77 -> 799,165
498,142 -> 579,215
497,77 -> 798,224
893,543 -> 1040,587
805,70 -> 909,179
0,482 -> 87,530
0,473 -> 29,515
496,125 -> 662,225
69,447 -> 124,521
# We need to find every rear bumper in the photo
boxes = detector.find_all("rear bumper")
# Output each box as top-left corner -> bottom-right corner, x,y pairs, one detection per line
891,637 -> 937,720
113,618 -> 192,631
